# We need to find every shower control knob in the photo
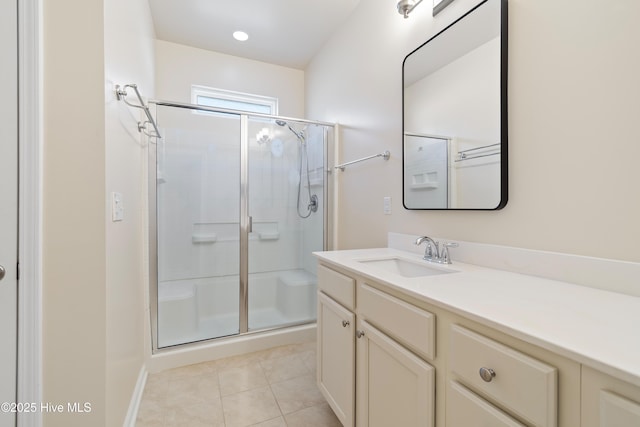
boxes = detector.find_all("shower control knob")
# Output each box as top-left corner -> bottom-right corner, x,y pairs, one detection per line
342,320 -> 350,327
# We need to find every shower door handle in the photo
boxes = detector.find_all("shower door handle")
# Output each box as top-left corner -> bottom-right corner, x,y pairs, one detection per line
248,216 -> 253,233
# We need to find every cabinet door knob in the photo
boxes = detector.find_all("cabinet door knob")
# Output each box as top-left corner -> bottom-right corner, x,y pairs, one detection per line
356,330 -> 365,338
342,320 -> 350,327
479,367 -> 496,382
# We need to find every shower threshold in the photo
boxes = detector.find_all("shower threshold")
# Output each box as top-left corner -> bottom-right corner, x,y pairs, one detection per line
159,310 -> 316,349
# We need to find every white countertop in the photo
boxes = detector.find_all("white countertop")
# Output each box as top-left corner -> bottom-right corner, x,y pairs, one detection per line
314,247 -> 640,387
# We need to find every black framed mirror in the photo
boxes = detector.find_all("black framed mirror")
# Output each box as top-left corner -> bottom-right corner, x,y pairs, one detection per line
402,0 -> 507,210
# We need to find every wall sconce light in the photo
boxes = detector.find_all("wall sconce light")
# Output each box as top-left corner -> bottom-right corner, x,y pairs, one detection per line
433,0 -> 455,16
397,0 -> 423,18
398,0 -> 456,18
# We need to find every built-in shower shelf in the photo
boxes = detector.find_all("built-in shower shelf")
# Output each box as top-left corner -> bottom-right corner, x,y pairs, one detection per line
258,231 -> 280,241
305,178 -> 324,188
410,171 -> 439,190
192,234 -> 217,243
410,182 -> 438,190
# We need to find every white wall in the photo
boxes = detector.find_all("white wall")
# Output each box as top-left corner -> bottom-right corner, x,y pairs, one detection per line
43,0 -> 107,425
104,0 -> 156,424
306,0 -> 640,263
155,40 -> 304,118
43,0 -> 155,425
405,38 -> 500,144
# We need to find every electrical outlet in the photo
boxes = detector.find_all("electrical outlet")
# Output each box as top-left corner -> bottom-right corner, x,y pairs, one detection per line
383,196 -> 392,215
112,192 -> 124,222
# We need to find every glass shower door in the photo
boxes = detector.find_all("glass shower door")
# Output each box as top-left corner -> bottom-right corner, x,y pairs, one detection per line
152,102 -> 331,350
154,105 -> 241,348
247,117 -> 325,331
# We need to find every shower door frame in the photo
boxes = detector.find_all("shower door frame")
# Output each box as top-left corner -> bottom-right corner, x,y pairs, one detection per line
148,100 -> 334,353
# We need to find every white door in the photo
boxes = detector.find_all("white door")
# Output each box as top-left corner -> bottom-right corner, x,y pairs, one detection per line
317,292 -> 355,427
0,0 -> 18,426
356,320 -> 434,427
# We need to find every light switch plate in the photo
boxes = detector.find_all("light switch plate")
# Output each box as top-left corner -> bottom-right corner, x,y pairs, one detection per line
383,196 -> 392,215
112,192 -> 124,222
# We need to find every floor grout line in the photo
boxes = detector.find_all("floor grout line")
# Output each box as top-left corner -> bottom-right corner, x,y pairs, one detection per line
135,341 -> 339,427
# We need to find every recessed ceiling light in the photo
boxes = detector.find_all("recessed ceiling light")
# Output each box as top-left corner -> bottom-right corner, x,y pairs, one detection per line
233,31 -> 249,41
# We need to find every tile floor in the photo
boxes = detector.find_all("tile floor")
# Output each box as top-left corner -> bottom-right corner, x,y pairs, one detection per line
136,341 -> 342,427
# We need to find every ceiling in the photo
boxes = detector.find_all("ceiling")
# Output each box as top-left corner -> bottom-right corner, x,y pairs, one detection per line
148,0 -> 362,70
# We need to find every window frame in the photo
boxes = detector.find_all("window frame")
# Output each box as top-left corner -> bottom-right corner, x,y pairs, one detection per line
191,85 -> 279,116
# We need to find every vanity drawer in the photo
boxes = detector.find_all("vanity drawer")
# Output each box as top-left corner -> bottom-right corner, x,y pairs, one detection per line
447,381 -> 525,427
318,264 -> 355,310
358,283 -> 435,360
450,325 -> 557,427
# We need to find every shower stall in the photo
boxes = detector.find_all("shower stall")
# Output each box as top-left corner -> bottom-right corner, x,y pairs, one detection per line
148,100 -> 334,350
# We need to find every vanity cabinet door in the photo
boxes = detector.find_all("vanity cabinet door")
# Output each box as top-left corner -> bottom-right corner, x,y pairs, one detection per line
318,292 -> 355,427
582,366 -> 640,427
447,380 -> 526,427
356,319 -> 434,427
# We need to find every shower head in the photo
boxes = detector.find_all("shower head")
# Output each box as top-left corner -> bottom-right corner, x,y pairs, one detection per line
276,119 -> 305,141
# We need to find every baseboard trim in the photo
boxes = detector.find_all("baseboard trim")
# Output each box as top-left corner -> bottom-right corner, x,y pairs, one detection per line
123,365 -> 148,427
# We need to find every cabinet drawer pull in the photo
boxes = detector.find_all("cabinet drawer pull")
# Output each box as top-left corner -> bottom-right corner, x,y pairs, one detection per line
479,367 -> 496,382
342,320 -> 350,327
356,330 -> 365,338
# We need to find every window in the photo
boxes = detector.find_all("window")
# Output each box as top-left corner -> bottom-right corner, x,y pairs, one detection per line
191,85 -> 278,115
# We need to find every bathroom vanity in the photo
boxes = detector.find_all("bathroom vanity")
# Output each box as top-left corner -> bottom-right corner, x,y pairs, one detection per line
314,239 -> 640,427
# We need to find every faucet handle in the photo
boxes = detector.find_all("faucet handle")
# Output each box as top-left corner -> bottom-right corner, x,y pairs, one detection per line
440,242 -> 459,264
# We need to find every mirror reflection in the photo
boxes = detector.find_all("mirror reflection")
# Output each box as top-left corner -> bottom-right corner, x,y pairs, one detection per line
403,0 -> 507,210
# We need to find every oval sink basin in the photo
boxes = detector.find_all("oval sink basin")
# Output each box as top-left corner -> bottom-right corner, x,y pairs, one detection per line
358,257 -> 457,278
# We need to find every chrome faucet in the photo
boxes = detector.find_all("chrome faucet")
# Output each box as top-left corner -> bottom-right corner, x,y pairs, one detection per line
415,236 -> 440,261
415,236 -> 458,264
